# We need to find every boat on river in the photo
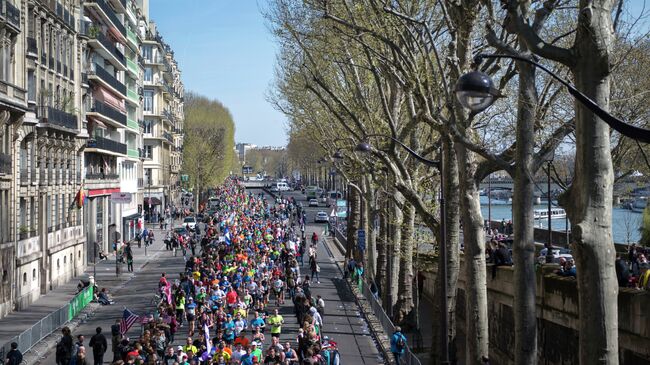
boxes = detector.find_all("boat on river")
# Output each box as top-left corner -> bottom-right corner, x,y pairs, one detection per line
533,208 -> 567,220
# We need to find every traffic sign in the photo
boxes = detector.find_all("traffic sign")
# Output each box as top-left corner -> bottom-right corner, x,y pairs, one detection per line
357,229 -> 366,252
110,192 -> 132,204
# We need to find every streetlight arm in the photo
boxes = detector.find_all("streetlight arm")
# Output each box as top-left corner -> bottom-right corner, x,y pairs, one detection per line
364,134 -> 441,168
475,53 -> 650,143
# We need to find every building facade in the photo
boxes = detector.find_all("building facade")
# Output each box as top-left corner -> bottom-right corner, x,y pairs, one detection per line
0,0 -> 183,319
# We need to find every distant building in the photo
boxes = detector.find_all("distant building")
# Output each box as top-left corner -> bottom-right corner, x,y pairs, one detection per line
235,142 -> 256,163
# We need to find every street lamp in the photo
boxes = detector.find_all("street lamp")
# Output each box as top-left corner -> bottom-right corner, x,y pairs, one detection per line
545,150 -> 555,263
356,135 -> 450,365
456,53 -> 650,142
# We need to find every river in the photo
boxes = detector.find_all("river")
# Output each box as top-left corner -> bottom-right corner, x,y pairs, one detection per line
480,196 -> 642,244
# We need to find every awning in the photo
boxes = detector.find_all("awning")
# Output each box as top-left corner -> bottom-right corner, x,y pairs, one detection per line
88,117 -> 107,129
95,87 -> 125,112
144,197 -> 162,206
123,212 -> 141,220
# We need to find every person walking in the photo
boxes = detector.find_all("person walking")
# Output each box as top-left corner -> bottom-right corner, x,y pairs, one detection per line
89,327 -> 107,365
5,342 -> 22,365
390,326 -> 407,364
125,243 -> 134,272
310,256 -> 320,284
55,327 -> 73,365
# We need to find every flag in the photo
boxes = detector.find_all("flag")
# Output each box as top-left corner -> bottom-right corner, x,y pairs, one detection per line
204,322 -> 212,354
68,186 -> 85,211
120,308 -> 139,335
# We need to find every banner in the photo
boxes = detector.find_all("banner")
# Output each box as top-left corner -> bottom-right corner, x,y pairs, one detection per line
68,286 -> 93,319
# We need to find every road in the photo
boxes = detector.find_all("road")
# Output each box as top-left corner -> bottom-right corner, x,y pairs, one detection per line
40,189 -> 383,364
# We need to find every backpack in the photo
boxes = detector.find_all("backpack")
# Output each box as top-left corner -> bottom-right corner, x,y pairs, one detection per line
396,335 -> 406,351
319,348 -> 340,365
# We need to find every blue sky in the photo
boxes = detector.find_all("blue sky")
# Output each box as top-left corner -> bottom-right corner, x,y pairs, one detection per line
150,1 -> 287,147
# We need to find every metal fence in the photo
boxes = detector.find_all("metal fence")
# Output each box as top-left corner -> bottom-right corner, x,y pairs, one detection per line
0,286 -> 93,362
356,275 -> 422,365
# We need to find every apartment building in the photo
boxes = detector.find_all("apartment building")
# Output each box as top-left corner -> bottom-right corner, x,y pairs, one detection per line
0,0 -> 183,320
141,20 -> 182,221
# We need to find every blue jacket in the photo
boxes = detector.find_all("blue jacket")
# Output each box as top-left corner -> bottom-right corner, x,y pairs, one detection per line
390,332 -> 407,354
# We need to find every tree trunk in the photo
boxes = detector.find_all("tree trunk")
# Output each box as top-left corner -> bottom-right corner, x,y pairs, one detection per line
346,184 -> 361,259
395,202 -> 415,324
430,138 -> 461,364
364,177 -> 377,278
388,190 -> 404,315
511,57 -> 538,365
455,142 -> 489,363
562,2 -> 618,362
377,201 -> 389,308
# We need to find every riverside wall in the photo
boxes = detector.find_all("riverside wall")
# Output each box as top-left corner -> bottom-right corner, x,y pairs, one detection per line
420,260 -> 650,364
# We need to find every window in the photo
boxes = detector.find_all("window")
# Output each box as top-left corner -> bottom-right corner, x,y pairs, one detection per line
145,168 -> 152,185
23,272 -> 27,285
2,270 -> 7,282
145,145 -> 152,159
144,67 -> 152,82
142,45 -> 152,61
143,119 -> 153,134
143,90 -> 153,112
32,268 -> 36,279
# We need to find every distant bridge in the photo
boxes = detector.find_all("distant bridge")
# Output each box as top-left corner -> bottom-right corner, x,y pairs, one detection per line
242,181 -> 267,189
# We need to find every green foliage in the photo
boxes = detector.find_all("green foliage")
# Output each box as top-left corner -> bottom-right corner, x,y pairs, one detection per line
182,92 -> 236,191
640,204 -> 650,246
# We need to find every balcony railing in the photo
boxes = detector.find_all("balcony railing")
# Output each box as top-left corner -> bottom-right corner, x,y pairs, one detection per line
127,87 -> 138,102
86,0 -> 125,35
27,37 -> 37,56
87,171 -> 119,180
90,100 -> 127,126
163,132 -> 173,144
86,135 -> 127,155
40,106 -> 77,130
90,64 -> 126,95
126,27 -> 138,46
126,57 -> 138,75
0,153 -> 10,174
84,24 -> 126,65
0,0 -> 21,30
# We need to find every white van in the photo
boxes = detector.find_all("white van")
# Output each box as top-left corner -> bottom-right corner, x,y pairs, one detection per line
272,182 -> 290,192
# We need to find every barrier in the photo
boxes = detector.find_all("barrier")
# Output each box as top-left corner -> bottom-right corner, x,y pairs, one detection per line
0,286 -> 94,361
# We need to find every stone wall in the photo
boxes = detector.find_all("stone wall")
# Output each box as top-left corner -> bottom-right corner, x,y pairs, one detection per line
421,259 -> 650,364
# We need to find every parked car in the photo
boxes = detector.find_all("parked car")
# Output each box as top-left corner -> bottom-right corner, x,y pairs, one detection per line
308,198 -> 319,207
183,216 -> 197,230
315,211 -> 329,223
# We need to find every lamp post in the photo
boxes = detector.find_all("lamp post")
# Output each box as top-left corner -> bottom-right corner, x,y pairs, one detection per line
355,135 -> 449,365
455,53 -> 650,142
545,152 -> 555,263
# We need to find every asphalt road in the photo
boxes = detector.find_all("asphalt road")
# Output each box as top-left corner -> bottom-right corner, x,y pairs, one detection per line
40,189 -> 383,364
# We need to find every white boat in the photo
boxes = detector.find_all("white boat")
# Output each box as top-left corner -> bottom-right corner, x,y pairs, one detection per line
534,208 -> 567,220
627,197 -> 647,213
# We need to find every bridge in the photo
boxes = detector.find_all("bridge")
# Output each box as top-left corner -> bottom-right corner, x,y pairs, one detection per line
242,181 -> 267,188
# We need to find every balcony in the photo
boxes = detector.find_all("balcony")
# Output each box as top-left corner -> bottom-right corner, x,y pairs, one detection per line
86,172 -> 119,180
85,0 -> 125,35
0,79 -> 27,105
40,106 -> 77,130
88,64 -> 126,97
127,148 -> 138,158
126,27 -> 138,49
163,132 -> 173,144
126,87 -> 138,103
126,57 -> 138,76
0,153 -> 10,175
83,23 -> 126,70
86,136 -> 127,156
88,100 -> 126,127
26,37 -> 37,57
0,0 -> 21,32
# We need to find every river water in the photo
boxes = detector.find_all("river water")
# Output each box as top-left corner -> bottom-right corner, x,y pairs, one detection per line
480,196 -> 642,244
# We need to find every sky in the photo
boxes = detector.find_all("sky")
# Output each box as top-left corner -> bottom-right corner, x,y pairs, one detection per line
149,0 -> 288,147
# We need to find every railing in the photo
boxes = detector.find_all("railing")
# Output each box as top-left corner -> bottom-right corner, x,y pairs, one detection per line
0,287 -> 93,361
163,131 -> 173,144
127,87 -> 138,102
86,0 -> 125,35
126,57 -> 138,75
40,106 -> 77,130
0,153 -> 10,174
86,172 -> 119,180
85,24 -> 126,65
90,100 -> 127,126
26,37 -> 37,55
336,229 -> 421,365
126,27 -> 138,46
0,0 -> 21,30
90,64 -> 126,95
87,136 -> 127,155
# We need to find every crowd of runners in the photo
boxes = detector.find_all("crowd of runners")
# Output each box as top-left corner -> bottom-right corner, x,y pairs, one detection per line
102,179 -> 340,365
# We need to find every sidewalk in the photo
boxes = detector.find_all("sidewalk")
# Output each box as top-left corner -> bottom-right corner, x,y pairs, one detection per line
0,227 -> 171,356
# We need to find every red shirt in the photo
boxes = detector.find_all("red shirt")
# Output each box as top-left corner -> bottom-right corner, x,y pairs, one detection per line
226,290 -> 238,304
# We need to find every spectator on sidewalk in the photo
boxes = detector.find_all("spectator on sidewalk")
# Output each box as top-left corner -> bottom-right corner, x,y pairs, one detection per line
89,327 -> 107,365
55,326 -> 73,365
5,342 -> 22,365
390,326 -> 407,364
